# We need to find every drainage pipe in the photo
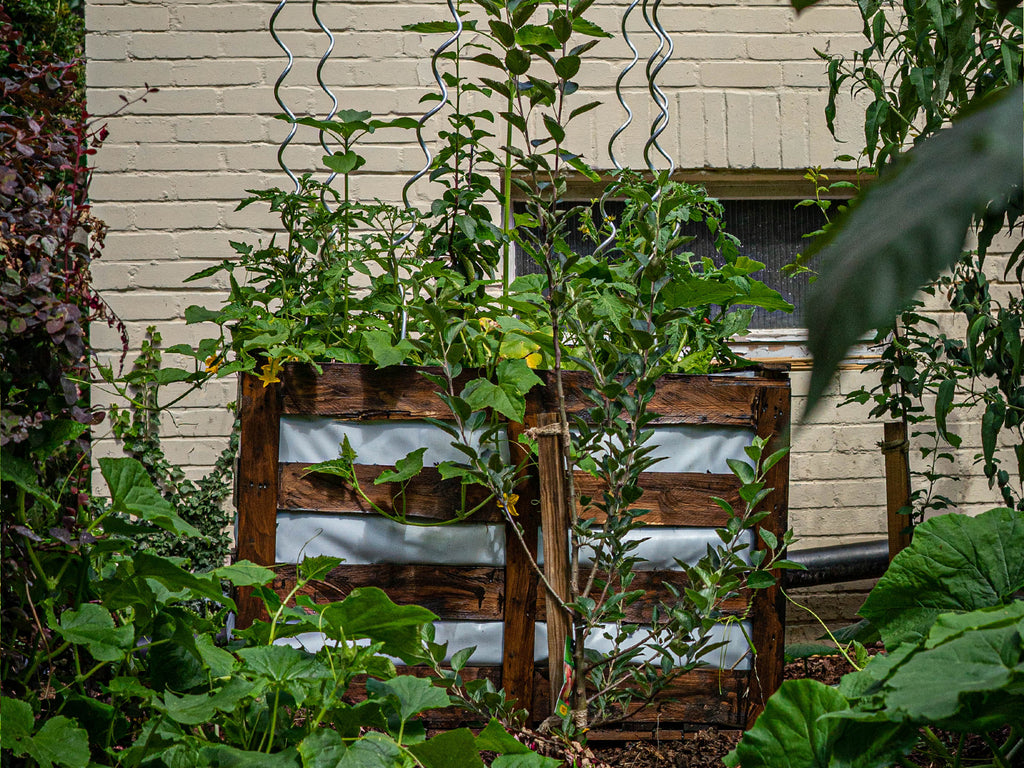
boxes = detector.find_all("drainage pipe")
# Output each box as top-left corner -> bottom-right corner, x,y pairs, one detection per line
780,540 -> 890,589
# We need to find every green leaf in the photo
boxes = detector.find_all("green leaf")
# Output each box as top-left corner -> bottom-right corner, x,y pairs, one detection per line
323,151 -> 365,175
504,49 -> 530,76
0,697 -> 34,748
184,304 -> 222,324
491,754 -> 563,768
409,728 -> 485,768
335,733 -> 404,768
858,507 -> 1024,648
0,452 -> 58,512
724,680 -> 847,768
364,330 -> 415,368
57,603 -> 134,661
803,86 -> 1024,413
375,447 -> 427,484
299,729 -> 348,768
747,571 -> 776,589
197,744 -> 301,767
24,717 -> 90,768
475,719 -> 532,755
132,551 -> 232,608
321,587 -> 436,662
367,675 -> 451,724
100,457 -> 202,538
216,560 -> 276,587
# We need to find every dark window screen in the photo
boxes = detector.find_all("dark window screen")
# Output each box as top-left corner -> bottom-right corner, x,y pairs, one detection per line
514,199 -> 822,330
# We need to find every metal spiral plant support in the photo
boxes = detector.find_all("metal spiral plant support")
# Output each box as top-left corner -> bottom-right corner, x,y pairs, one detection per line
270,0 -> 299,193
641,0 -> 675,175
606,0 -> 641,173
312,0 -> 339,211
393,0 -> 463,338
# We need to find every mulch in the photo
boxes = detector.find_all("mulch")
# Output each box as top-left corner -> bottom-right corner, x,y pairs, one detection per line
516,647 -> 1010,767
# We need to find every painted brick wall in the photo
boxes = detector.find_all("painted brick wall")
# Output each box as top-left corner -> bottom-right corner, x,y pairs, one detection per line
84,0 -> 1016,641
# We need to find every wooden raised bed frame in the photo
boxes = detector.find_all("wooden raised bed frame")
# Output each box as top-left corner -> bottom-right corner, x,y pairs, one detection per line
235,362 -> 790,732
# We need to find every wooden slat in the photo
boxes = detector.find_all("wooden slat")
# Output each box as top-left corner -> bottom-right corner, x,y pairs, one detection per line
279,463 -> 502,522
575,472 -> 741,526
502,419 -> 540,716
747,382 -> 790,725
526,370 -> 789,426
535,571 -> 750,623
531,667 -> 747,727
272,564 -> 506,620
281,363 -> 474,418
883,420 -> 914,559
235,372 -> 282,628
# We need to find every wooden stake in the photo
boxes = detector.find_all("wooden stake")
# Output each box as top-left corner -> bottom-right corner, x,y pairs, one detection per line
536,412 -> 572,711
882,420 -> 914,560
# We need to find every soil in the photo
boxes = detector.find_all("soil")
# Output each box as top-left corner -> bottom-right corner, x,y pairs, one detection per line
519,648 -> 1011,768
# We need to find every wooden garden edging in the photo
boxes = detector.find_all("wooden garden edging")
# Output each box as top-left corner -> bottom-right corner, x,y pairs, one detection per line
235,362 -> 790,731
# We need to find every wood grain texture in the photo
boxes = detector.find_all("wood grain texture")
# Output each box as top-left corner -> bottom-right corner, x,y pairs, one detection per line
279,463 -> 503,522
526,369 -> 790,426
502,418 -> 540,717
575,472 -> 741,526
273,564 -> 506,620
235,371 -> 282,628
883,421 -> 914,559
747,381 -> 791,725
281,363 -> 473,418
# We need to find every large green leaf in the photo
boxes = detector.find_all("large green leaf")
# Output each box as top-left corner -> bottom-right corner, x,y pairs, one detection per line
0,701 -> 90,768
859,507 -> 1024,648
0,452 -> 58,512
336,732 -> 405,768
803,86 -> 1023,411
474,719 -> 532,755
321,587 -> 437,662
161,678 -> 261,726
408,728 -> 485,768
197,744 -> 300,767
56,603 -> 134,662
132,551 -> 234,609
872,603 -> 1024,731
723,680 -> 846,768
100,457 -> 202,538
367,675 -> 451,724
216,560 -> 276,587
299,730 -> 348,768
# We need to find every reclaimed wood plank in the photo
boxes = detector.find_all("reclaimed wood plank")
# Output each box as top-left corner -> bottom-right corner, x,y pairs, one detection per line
575,472 -> 741,526
279,463 -> 502,522
747,381 -> 791,725
235,371 -> 282,628
272,564 -> 506,620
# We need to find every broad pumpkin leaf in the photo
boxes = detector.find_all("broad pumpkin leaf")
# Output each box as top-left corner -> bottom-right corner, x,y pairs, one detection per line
408,727 -> 485,768
859,507 -> 1024,648
215,560 -> 276,587
320,587 -> 437,662
872,603 -> 1024,731
803,85 -> 1023,412
299,729 -> 347,768
0,701 -> 90,768
723,680 -> 846,768
100,457 -> 202,538
56,603 -> 134,662
475,719 -> 533,755
336,732 -> 405,768
197,744 -> 300,767
367,675 -> 451,724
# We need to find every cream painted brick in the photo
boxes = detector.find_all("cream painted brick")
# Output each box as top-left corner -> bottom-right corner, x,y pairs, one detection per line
175,4 -> 268,31
725,92 -> 754,167
101,291 -> 210,321
318,60 -> 425,88
701,62 -> 781,89
751,92 -> 781,167
94,232 -> 178,262
791,477 -> 887,511
87,5 -> 170,32
175,116 -> 271,142
702,90 -> 727,167
160,408 -> 237,438
92,260 -> 226,291
92,87 -> 225,115
85,32 -> 130,60
657,60 -> 700,89
171,61 -> 267,86
790,6 -> 866,34
132,202 -> 224,230
793,423 -> 882,453
102,116 -> 178,143
91,174 -> 174,202
779,90 -> 810,168
92,320 -> 227,353
91,144 -> 137,173
782,61 -> 831,88
791,452 -> 884,482
746,34 -> 849,61
127,144 -> 225,172
147,437 -> 237,467
672,34 -> 748,61
676,90 -> 706,169
88,60 -> 174,88
686,7 -> 795,34
129,32 -> 228,60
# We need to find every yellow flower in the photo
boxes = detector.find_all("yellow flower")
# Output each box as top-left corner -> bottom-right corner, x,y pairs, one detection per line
502,492 -> 519,517
525,352 -> 542,369
204,354 -> 222,374
258,357 -> 284,387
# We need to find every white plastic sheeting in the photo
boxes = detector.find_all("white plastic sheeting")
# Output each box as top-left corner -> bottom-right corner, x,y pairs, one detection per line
278,619 -> 751,670
276,513 -> 754,570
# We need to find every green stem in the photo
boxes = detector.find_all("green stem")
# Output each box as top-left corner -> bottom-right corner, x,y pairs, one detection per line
921,727 -> 955,764
782,589 -> 862,671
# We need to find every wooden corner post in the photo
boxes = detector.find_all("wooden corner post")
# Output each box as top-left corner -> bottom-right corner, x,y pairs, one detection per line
235,372 -> 282,628
882,420 -> 913,560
